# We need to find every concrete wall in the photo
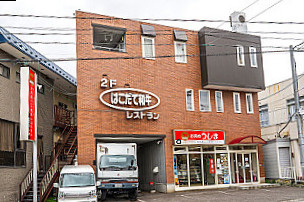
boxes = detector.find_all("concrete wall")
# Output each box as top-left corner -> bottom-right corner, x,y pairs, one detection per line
76,11 -> 265,188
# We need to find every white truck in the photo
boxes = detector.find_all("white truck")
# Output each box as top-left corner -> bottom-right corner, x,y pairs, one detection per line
96,143 -> 138,201
53,165 -> 98,202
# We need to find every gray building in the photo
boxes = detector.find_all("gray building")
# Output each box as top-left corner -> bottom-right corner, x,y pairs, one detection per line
0,27 -> 77,201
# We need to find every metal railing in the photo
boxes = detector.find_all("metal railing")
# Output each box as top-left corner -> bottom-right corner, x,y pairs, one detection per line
39,126 -> 77,202
19,154 -> 40,201
280,167 -> 296,180
54,105 -> 77,127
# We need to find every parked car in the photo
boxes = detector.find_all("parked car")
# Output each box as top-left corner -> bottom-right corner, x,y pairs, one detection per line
54,165 -> 98,202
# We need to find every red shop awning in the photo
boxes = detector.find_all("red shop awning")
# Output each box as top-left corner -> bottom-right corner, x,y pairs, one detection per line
228,135 -> 267,145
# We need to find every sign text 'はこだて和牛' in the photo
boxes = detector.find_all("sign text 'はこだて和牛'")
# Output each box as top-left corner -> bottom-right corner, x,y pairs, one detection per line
99,77 -> 160,120
174,130 -> 225,145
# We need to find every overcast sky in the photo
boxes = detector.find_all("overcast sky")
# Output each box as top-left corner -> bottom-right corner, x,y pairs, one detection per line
1,0 -> 304,86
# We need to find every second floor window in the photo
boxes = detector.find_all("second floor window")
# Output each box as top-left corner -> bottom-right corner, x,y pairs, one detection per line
199,90 -> 211,112
246,93 -> 254,114
236,46 -> 245,66
233,92 -> 241,113
259,104 -> 269,127
174,41 -> 187,63
186,89 -> 194,111
249,47 -> 258,67
142,36 -> 155,59
215,91 -> 224,112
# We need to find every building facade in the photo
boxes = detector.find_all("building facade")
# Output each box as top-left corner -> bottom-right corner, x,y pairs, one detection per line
76,11 -> 265,192
259,76 -> 304,180
0,27 -> 77,201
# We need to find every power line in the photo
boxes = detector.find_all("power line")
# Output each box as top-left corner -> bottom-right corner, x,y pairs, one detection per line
248,0 -> 285,21
2,13 -> 304,25
0,49 -> 297,63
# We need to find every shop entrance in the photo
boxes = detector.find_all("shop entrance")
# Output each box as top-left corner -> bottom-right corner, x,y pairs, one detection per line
230,152 -> 259,184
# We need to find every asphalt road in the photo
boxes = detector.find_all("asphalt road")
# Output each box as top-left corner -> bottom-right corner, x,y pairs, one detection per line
104,186 -> 304,202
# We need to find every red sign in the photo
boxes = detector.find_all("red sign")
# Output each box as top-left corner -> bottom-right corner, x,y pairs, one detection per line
174,130 -> 225,145
209,159 -> 215,174
28,69 -> 36,141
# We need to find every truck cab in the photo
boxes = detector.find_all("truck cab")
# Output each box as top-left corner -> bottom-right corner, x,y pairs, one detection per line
54,165 -> 97,202
96,143 -> 138,201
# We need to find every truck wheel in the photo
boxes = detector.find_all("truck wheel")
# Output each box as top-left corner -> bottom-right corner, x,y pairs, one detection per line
98,190 -> 107,201
128,189 -> 138,201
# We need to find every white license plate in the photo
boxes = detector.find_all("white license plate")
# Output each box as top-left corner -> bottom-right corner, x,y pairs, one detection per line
115,184 -> 123,188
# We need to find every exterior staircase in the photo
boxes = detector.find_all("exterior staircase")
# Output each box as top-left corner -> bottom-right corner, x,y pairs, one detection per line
20,125 -> 77,202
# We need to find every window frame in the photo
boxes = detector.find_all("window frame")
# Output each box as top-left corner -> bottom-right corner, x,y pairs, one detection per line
185,89 -> 194,111
174,41 -> 187,63
259,104 -> 269,127
199,90 -> 211,112
233,92 -> 241,113
236,45 -> 245,66
246,93 -> 254,114
16,71 -> 20,83
142,36 -> 155,60
92,24 -> 126,52
0,63 -> 10,79
249,46 -> 258,68
215,91 -> 224,112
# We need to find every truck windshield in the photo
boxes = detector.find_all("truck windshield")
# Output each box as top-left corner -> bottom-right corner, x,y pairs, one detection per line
60,173 -> 95,187
100,155 -> 136,170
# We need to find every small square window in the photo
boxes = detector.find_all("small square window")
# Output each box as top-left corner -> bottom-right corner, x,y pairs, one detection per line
199,90 -> 211,112
233,92 -> 241,113
0,63 -> 10,79
174,41 -> 187,63
246,93 -> 254,114
186,89 -> 194,111
236,46 -> 245,66
16,72 -> 20,83
249,47 -> 258,67
37,83 -> 44,94
142,36 -> 155,59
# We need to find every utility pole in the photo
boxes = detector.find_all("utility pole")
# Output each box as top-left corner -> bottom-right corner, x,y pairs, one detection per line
289,45 -> 304,173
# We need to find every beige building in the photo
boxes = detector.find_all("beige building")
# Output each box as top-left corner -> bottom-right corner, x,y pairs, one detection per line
258,75 -> 304,181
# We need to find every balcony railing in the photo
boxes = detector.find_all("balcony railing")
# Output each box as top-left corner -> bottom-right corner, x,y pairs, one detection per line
54,105 -> 77,128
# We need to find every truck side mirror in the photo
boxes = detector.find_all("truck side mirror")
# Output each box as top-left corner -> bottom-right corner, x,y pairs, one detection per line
131,160 -> 134,166
93,160 -> 96,165
53,183 -> 59,188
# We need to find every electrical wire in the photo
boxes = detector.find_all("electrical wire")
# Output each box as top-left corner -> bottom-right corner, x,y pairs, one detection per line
2,13 -> 304,25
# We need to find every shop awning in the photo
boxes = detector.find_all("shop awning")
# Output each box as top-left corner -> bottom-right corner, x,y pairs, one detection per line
228,135 -> 267,145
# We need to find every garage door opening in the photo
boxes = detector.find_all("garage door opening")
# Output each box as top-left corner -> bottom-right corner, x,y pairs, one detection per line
94,134 -> 167,193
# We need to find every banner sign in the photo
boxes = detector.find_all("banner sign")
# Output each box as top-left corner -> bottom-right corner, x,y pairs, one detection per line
174,130 -> 225,145
209,159 -> 215,174
20,67 -> 37,141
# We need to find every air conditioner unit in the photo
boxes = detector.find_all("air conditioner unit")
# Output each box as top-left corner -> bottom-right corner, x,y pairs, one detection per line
230,11 -> 247,33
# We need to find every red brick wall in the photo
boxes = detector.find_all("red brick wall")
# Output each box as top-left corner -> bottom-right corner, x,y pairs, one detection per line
76,11 -> 265,184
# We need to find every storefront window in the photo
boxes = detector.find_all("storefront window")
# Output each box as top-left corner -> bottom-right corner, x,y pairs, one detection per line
216,153 -> 229,184
203,154 -> 215,185
174,147 -> 187,153
189,146 -> 201,152
189,154 -> 202,186
175,154 -> 188,187
202,146 -> 214,152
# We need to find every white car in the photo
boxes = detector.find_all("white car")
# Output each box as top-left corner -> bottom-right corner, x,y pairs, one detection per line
54,165 -> 98,202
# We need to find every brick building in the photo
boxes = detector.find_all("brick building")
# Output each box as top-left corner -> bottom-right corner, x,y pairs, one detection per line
76,11 -> 266,192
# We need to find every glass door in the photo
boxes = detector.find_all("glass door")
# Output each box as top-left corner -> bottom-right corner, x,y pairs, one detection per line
251,153 -> 259,182
237,154 -> 245,183
189,154 -> 202,186
203,154 -> 215,185
230,153 -> 238,184
175,154 -> 189,187
244,153 -> 251,183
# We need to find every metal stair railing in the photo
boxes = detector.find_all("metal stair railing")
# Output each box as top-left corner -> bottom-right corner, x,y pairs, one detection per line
39,126 -> 77,202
